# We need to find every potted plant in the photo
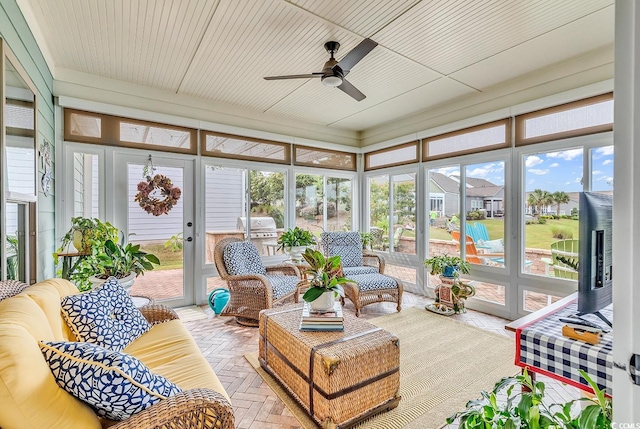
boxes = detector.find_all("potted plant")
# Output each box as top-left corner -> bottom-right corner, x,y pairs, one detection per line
423,254 -> 470,278
424,254 -> 474,313
54,217 -> 119,256
300,248 -> 351,312
88,239 -> 161,291
277,226 -> 315,261
360,232 -> 373,250
447,369 -> 611,428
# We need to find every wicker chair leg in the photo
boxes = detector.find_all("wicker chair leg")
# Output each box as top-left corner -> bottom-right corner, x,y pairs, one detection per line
235,316 -> 259,327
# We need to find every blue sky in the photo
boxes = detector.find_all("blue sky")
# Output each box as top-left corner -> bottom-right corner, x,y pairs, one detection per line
431,145 -> 614,193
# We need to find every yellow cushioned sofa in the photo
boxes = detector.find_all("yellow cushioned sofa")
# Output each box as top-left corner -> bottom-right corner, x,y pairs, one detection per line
0,278 -> 234,429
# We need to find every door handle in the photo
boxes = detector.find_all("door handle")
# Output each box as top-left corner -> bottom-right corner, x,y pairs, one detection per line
186,237 -> 193,242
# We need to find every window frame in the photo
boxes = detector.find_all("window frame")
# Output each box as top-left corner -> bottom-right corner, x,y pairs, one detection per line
422,119 -> 511,161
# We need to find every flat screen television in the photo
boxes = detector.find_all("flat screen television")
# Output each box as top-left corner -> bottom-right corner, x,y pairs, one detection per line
577,192 -> 613,320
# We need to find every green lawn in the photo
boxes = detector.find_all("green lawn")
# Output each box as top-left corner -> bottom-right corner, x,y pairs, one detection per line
138,243 -> 184,271
429,218 -> 579,250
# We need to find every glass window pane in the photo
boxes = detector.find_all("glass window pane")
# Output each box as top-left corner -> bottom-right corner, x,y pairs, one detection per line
392,173 -> 416,254
368,175 -> 389,251
464,161 -> 506,268
205,166 -> 246,263
366,143 -> 417,170
326,177 -> 352,232
591,145 -> 614,194
428,124 -> 507,158
524,100 -> 613,139
68,112 -> 101,138
427,165 -> 460,275
250,170 -> 285,255
72,153 -> 99,218
294,146 -> 356,171
204,133 -> 289,163
295,174 -> 324,234
120,122 -> 191,148
524,148 -> 582,279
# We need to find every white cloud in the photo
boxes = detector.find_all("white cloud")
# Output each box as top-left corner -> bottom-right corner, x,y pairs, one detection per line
592,170 -> 603,175
433,166 -> 459,176
549,163 -> 559,168
575,177 -> 583,183
467,167 -> 489,177
526,156 -> 543,167
565,181 -> 571,185
528,179 -> 535,185
602,159 -> 612,166
528,168 -> 549,176
546,149 -> 582,161
595,146 -> 614,156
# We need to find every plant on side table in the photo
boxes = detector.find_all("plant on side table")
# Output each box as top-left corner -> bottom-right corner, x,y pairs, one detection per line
277,226 -> 315,261
88,239 -> 161,291
300,248 -> 351,312
424,254 -> 474,314
447,368 -> 612,428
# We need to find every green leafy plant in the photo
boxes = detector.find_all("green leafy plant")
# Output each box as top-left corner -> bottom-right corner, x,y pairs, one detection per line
424,254 -> 470,278
164,232 -> 184,252
300,248 -> 351,303
551,226 -> 574,239
93,239 -> 160,280
447,369 -> 612,428
53,217 -> 119,262
556,255 -> 579,271
276,227 -> 315,250
360,232 -> 373,250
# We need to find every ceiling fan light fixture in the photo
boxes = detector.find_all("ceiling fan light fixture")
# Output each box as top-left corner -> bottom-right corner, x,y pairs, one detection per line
321,75 -> 342,87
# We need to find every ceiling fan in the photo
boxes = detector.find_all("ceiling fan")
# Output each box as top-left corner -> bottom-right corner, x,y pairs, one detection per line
263,38 -> 378,101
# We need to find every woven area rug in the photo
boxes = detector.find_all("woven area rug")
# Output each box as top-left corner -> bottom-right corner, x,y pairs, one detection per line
244,306 -> 518,428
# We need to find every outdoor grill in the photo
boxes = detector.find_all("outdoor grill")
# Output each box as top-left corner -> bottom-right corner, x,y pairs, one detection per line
237,217 -> 279,255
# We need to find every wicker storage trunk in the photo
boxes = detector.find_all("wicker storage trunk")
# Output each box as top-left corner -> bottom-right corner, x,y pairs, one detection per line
259,305 -> 400,429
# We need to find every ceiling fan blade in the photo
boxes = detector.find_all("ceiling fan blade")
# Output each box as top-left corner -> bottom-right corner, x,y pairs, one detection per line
338,79 -> 366,101
264,73 -> 323,80
335,38 -> 378,74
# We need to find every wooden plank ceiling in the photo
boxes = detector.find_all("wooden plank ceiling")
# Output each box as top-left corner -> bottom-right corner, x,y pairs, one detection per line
22,0 -> 614,133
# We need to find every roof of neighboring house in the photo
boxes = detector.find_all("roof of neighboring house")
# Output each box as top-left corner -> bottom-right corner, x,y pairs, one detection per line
465,177 -> 498,188
467,186 -> 504,198
429,172 -> 461,194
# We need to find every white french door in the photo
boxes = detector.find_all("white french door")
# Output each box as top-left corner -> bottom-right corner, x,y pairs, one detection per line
113,153 -> 195,307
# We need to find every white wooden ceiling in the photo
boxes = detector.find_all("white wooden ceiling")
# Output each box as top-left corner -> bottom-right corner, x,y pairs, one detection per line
20,0 -> 614,134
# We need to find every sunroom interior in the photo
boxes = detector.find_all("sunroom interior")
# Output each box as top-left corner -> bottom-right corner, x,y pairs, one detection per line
1,0 -> 638,425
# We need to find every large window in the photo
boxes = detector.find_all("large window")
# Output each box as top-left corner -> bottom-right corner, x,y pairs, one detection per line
295,173 -> 353,235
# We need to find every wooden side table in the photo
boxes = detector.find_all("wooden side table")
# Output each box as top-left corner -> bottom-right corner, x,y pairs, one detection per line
56,251 -> 90,280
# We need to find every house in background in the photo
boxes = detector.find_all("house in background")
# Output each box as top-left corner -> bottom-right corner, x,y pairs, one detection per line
429,173 -> 504,218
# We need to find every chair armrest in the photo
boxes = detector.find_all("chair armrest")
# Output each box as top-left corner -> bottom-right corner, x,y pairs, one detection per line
139,304 -> 180,325
107,388 -> 234,429
363,252 -> 385,274
266,263 -> 300,277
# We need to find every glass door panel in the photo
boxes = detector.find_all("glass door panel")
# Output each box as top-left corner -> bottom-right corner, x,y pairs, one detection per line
295,174 -> 323,234
391,173 -> 416,254
326,177 -> 352,232
72,153 -> 100,218
119,157 -> 192,306
249,170 -> 285,255
368,174 -> 389,251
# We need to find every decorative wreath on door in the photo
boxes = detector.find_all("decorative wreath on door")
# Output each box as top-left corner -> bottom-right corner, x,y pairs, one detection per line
135,174 -> 182,216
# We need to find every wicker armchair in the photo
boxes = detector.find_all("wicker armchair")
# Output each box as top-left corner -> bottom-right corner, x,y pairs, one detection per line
103,303 -> 235,429
321,232 -> 402,317
214,237 -> 300,326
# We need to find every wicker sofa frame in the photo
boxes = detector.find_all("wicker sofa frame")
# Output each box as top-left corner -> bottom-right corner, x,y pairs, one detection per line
213,237 -> 299,327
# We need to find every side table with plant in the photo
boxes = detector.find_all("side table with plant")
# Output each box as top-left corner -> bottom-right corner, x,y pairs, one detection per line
424,254 -> 474,314
277,226 -> 315,261
89,239 -> 160,291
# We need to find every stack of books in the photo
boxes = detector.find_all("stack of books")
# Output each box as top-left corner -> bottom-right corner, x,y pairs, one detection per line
299,301 -> 344,331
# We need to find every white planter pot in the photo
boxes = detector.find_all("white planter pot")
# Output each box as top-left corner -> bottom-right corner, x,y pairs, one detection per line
310,290 -> 336,312
286,246 -> 308,261
88,272 -> 136,292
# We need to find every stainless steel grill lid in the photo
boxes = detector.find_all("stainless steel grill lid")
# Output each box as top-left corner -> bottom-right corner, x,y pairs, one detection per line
237,217 -> 278,238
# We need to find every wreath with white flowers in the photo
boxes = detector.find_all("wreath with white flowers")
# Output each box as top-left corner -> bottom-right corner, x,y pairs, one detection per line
135,174 -> 181,216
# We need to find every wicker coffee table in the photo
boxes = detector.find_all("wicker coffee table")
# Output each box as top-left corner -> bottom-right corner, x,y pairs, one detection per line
259,304 -> 400,429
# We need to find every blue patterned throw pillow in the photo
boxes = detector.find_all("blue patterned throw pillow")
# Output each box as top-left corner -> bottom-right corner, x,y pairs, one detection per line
39,341 -> 181,420
60,278 -> 150,352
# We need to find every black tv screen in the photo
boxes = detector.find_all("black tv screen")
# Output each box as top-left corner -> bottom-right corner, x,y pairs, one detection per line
578,192 -> 613,314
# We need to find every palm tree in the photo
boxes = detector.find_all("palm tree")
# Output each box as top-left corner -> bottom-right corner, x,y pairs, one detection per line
552,191 -> 571,217
540,190 -> 553,215
527,189 -> 552,216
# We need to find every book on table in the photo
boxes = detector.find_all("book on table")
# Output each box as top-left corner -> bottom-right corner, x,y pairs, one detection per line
300,301 -> 344,331
301,301 -> 343,321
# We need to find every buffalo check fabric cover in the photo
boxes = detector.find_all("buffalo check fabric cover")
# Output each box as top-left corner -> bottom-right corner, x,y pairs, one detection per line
39,341 -> 181,420
60,278 -> 151,352
516,300 -> 612,395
